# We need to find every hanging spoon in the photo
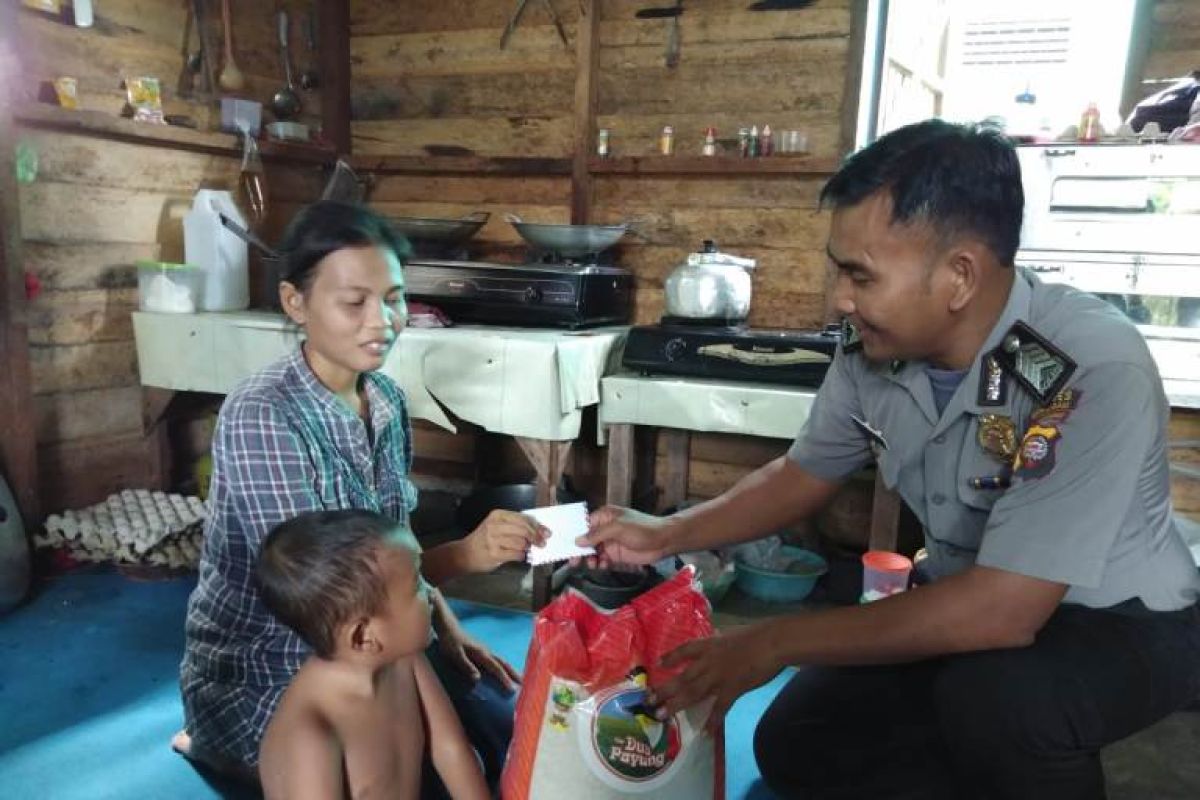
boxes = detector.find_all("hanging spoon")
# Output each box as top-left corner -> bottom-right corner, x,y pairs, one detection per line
299,8 -> 319,91
270,9 -> 302,120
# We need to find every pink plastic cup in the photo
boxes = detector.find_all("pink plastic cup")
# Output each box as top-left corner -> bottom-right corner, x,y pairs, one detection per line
861,550 -> 913,602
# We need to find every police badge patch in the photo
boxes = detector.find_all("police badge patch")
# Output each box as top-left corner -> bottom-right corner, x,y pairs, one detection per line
991,322 -> 1077,404
1012,389 -> 1081,480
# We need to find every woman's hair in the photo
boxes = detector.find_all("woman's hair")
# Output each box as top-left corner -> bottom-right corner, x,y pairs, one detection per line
275,201 -> 413,293
820,119 -> 1024,267
257,509 -> 417,659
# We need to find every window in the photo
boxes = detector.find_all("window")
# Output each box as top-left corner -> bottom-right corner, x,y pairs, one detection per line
857,0 -> 1141,146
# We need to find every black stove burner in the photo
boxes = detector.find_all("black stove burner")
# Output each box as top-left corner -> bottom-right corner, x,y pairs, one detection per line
659,314 -> 749,330
622,322 -> 841,386
529,248 -> 615,268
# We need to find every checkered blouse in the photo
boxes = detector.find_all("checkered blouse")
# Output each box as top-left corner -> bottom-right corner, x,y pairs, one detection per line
180,346 -> 418,767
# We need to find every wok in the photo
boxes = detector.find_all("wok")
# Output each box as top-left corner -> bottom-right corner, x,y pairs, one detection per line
506,214 -> 629,257
388,211 -> 490,244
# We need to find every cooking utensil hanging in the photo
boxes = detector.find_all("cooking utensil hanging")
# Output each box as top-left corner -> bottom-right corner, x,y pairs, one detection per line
219,212 -> 279,259
500,0 -> 570,50
299,6 -> 319,91
218,0 -> 245,91
665,0 -> 682,67
271,9 -> 302,120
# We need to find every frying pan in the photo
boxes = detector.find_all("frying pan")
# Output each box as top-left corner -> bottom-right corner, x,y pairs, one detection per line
388,212 -> 490,244
506,214 -> 630,257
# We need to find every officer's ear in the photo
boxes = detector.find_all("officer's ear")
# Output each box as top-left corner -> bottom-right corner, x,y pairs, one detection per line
944,245 -> 981,313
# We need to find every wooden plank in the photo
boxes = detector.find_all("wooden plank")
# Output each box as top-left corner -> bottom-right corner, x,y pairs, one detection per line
591,206 -> 831,250
839,0 -> 870,155
599,20 -> 851,63
13,104 -> 336,165
318,0 -> 352,153
369,201 -> 570,246
351,0 -> 579,36
659,428 -> 691,512
0,0 -> 40,523
368,174 -> 570,205
595,115 -> 842,160
684,433 -> 790,468
610,245 -> 830,294
29,341 -> 139,395
38,430 -> 168,515
34,386 -> 144,445
589,155 -> 840,176
351,117 -> 574,158
19,182 -> 190,245
594,175 -> 826,210
411,422 -> 477,464
572,0 -> 600,224
26,288 -> 139,346
23,241 -> 155,291
350,154 -> 572,175
605,423 -> 634,506
352,71 -> 576,120
352,26 -> 578,79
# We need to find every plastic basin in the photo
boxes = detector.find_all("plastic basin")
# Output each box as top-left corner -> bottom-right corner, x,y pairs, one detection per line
734,546 -> 828,603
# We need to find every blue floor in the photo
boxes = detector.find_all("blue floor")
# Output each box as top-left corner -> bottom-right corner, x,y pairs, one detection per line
0,570 -> 785,798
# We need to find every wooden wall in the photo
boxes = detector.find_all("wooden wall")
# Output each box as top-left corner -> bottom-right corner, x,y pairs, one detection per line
1141,0 -> 1200,85
11,0 -> 325,514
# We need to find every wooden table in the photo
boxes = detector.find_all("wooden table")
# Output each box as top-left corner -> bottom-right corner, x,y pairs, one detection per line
599,372 -> 902,552
132,311 -> 628,608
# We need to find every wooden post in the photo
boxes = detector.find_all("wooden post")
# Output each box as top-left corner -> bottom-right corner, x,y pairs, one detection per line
570,0 -> 600,224
317,0 -> 353,155
659,429 -> 690,512
0,2 -> 40,524
605,423 -> 634,507
516,437 -> 575,610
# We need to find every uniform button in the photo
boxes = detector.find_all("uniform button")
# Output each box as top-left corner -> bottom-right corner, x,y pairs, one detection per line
931,493 -> 947,506
933,434 -> 946,444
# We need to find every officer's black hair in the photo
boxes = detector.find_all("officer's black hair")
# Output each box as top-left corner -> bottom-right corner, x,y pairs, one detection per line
820,119 -> 1024,267
276,201 -> 413,294
256,509 -> 418,659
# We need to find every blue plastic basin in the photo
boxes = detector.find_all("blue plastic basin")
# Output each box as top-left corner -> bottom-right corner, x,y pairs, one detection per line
734,546 -> 828,603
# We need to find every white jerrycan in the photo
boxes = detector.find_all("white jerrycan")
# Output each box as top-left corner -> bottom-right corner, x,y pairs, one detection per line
184,189 -> 250,311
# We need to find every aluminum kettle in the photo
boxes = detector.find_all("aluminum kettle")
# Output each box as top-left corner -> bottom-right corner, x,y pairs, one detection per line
663,240 -> 756,322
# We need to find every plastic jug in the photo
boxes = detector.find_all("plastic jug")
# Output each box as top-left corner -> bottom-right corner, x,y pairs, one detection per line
184,189 -> 250,311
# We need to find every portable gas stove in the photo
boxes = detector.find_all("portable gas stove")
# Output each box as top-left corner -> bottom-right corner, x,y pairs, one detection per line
622,318 -> 841,386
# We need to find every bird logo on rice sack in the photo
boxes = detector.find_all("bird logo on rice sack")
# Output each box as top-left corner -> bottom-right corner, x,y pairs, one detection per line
584,668 -> 685,786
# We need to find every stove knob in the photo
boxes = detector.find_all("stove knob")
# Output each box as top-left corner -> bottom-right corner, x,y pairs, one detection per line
664,337 -> 687,362
523,286 -> 542,304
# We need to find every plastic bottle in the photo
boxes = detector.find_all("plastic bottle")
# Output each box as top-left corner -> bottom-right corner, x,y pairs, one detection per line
760,124 -> 773,156
73,0 -> 93,27
1078,102 -> 1101,143
238,134 -> 268,227
184,190 -> 250,311
702,127 -> 717,156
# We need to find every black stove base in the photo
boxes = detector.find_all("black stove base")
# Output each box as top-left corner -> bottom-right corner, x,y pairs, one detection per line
622,323 -> 840,387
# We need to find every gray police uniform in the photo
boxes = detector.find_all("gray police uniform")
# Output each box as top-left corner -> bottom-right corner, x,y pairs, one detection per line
788,268 -> 1200,611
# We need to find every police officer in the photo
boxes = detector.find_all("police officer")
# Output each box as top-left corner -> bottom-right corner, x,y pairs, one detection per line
581,119 -> 1200,800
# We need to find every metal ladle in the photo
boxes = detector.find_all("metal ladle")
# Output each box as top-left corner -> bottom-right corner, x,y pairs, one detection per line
271,10 -> 302,120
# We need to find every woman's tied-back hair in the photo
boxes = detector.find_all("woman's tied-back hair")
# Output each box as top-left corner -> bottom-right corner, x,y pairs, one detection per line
820,119 -> 1024,267
257,509 -> 416,659
276,200 -> 413,293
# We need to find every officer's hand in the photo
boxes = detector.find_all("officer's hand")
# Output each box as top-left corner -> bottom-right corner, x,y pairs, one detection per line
464,509 -> 549,573
576,505 -> 670,567
649,623 -> 782,736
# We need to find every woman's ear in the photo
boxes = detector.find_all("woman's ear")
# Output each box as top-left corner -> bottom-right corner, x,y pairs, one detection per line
279,281 -> 306,325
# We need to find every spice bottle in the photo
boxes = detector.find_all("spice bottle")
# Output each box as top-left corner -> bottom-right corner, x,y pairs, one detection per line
748,125 -> 760,157
1078,102 -> 1101,143
702,127 -> 717,156
659,125 -> 675,155
597,128 -> 611,157
760,124 -> 773,157
738,127 -> 750,157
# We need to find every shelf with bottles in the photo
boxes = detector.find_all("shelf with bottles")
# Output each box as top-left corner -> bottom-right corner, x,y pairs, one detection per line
12,102 -> 338,165
587,154 -> 841,176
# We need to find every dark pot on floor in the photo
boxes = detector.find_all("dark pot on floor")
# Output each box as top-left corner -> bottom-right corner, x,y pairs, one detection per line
567,566 -> 663,610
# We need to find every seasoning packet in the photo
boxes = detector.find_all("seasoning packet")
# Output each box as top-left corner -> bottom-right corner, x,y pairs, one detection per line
125,77 -> 165,124
53,77 -> 77,109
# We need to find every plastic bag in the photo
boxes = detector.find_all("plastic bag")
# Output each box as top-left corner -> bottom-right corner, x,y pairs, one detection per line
501,567 -> 724,799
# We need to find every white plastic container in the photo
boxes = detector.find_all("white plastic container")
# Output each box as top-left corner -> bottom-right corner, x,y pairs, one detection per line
183,189 -> 250,311
137,261 -> 204,314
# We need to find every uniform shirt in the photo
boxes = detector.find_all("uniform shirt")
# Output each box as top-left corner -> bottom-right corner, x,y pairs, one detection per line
789,269 -> 1200,612
179,346 -> 418,766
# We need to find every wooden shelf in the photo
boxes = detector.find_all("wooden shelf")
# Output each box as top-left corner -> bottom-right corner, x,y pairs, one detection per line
348,154 -> 573,176
587,154 -> 841,176
13,103 -> 338,166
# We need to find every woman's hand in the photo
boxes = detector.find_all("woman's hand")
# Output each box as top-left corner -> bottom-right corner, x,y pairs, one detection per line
576,506 -> 674,567
463,509 -> 548,573
437,625 -> 522,693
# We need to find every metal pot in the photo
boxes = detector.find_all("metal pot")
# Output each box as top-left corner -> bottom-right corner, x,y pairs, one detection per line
663,240 -> 756,322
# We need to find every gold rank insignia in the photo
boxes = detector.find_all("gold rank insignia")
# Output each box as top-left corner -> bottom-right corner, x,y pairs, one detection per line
977,414 -> 1017,464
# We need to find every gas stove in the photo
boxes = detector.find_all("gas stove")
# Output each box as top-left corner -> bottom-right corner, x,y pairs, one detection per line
404,258 -> 633,329
622,322 -> 841,386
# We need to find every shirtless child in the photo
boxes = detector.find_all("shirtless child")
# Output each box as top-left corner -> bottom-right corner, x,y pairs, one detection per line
256,509 -> 489,800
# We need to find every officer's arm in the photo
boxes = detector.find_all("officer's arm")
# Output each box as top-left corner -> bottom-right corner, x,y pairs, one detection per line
760,565 -> 1067,667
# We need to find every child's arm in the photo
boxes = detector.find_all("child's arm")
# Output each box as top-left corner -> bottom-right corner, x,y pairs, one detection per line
413,654 -> 490,800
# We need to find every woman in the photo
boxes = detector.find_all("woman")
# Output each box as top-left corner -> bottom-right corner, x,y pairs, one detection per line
175,201 -> 545,790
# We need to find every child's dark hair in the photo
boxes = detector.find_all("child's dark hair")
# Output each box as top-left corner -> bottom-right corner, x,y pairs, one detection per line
820,119 -> 1024,267
276,201 -> 413,293
257,509 -> 417,659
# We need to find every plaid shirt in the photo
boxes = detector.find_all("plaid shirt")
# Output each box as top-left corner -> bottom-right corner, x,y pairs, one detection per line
180,346 -> 418,767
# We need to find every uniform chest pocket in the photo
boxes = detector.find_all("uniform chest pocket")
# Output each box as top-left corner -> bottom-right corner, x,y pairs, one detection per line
956,418 -> 1012,513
